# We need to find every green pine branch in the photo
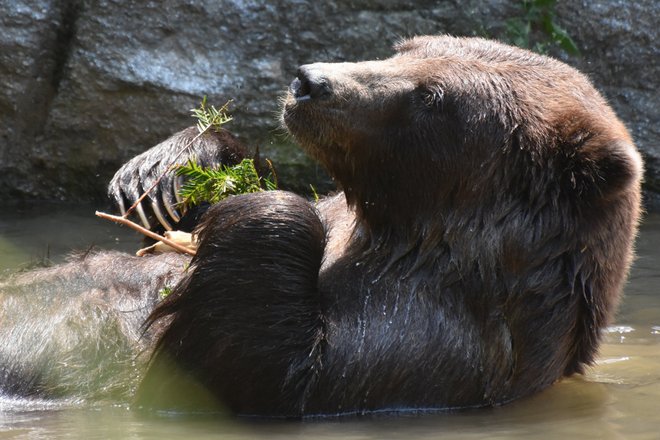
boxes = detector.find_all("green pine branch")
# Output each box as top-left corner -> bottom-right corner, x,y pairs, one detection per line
177,98 -> 276,208
176,158 -> 277,208
191,96 -> 233,133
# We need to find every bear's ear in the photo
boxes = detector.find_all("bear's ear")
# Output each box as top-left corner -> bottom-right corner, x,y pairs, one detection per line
394,37 -> 420,54
573,139 -> 643,201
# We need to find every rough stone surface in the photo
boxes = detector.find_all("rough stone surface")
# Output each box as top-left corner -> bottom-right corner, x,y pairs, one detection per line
556,0 -> 660,210
0,0 -> 658,208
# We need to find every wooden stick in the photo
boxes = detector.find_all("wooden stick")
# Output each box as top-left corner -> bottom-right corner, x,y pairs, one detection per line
95,211 -> 197,256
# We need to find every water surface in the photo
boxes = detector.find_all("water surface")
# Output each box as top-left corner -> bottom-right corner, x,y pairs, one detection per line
0,206 -> 658,439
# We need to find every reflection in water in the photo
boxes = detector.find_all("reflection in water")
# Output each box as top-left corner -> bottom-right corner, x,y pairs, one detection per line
0,207 -> 658,439
0,204 -> 139,274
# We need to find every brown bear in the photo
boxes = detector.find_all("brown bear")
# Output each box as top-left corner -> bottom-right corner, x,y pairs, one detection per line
135,35 -> 643,416
0,35 -> 643,417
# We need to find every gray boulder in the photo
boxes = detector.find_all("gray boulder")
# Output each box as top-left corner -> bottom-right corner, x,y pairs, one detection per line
0,0 -> 657,208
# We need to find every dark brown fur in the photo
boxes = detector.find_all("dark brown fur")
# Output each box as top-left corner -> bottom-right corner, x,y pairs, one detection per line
140,36 -> 641,416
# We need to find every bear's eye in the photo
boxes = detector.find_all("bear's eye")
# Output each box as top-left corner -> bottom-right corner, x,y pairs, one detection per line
420,86 -> 444,111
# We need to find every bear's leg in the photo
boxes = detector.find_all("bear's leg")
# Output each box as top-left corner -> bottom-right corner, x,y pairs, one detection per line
0,251 -> 189,401
136,191 -> 326,417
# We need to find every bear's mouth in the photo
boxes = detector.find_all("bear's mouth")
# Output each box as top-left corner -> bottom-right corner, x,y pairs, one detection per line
289,66 -> 332,102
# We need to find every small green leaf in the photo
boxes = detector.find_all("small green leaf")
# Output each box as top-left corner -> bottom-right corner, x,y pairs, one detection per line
501,0 -> 579,56
534,0 -> 556,8
550,23 -> 581,55
310,184 -> 320,203
159,286 -> 173,298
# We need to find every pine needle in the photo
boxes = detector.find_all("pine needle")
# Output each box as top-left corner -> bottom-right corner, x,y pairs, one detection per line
122,98 -> 233,219
191,96 -> 233,133
176,158 -> 277,208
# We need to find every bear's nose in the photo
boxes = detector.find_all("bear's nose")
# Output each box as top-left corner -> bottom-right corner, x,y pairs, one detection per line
290,65 -> 332,102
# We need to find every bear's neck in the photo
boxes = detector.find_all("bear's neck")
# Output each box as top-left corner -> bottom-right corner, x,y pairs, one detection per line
342,182 -> 446,254
338,164 -> 502,263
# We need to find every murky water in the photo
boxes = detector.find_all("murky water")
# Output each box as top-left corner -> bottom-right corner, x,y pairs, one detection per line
0,206 -> 658,439
0,204 -> 139,274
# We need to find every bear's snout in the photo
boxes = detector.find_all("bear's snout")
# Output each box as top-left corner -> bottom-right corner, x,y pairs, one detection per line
290,65 -> 332,102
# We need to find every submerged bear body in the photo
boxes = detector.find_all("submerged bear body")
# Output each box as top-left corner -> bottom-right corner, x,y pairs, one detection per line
0,36 -> 642,417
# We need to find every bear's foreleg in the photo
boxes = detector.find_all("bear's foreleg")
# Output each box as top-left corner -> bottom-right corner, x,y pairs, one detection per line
137,191 -> 326,417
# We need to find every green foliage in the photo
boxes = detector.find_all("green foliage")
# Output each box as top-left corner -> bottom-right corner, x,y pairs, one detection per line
309,184 -> 319,203
159,286 -> 173,299
191,96 -> 233,133
176,158 -> 277,208
504,0 -> 580,55
178,98 -> 278,208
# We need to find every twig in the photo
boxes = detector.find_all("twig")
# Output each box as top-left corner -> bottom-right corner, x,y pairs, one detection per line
265,158 -> 278,189
95,211 -> 196,256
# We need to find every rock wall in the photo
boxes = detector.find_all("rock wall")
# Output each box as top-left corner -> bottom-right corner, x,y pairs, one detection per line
1,0 -> 658,208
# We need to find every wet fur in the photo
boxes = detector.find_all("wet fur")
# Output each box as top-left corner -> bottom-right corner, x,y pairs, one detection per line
0,36 -> 642,416
0,127 -> 243,402
140,36 -> 642,416
0,251 -> 188,400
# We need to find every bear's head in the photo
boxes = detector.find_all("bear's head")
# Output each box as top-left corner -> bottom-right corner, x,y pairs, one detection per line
283,36 -> 643,376
282,36 -> 642,242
